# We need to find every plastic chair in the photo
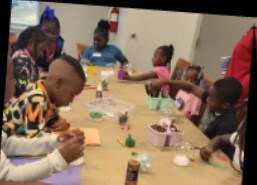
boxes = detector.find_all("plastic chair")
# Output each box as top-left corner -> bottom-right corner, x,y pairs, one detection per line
169,58 -> 192,99
171,58 -> 192,80
9,32 -> 17,45
77,43 -> 88,61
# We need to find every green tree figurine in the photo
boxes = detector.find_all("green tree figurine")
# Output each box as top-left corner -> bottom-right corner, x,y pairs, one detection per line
125,134 -> 136,147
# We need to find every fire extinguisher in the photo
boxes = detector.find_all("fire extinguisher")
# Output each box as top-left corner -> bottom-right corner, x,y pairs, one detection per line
108,7 -> 119,33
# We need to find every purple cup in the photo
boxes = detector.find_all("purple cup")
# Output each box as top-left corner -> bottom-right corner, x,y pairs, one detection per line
118,69 -> 126,80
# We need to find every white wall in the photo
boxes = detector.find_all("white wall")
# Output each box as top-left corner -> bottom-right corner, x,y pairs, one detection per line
115,8 -> 201,73
114,8 -> 130,55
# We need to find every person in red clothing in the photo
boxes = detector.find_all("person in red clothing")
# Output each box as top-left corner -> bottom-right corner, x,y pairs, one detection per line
225,27 -> 257,104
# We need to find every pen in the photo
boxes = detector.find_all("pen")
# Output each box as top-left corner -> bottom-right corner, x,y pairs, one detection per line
117,139 -> 125,147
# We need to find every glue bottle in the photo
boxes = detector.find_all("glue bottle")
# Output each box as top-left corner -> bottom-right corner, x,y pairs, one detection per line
125,157 -> 140,185
96,83 -> 103,102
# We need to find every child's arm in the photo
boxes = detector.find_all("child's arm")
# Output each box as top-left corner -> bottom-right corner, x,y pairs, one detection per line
81,47 -> 91,62
51,116 -> 71,132
119,59 -> 129,68
188,96 -> 203,125
115,46 -> 129,67
150,79 -> 205,98
0,149 -> 67,181
2,129 -> 84,157
1,131 -> 59,156
118,55 -> 129,67
12,57 -> 31,97
54,36 -> 64,59
0,181 -> 47,185
190,115 -> 200,125
200,134 -> 231,161
0,136 -> 85,181
123,71 -> 157,81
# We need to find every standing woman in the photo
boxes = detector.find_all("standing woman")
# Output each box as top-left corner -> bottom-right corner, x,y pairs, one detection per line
225,27 -> 257,104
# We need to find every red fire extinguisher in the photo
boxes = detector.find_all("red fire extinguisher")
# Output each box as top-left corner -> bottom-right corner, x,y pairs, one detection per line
108,7 -> 119,33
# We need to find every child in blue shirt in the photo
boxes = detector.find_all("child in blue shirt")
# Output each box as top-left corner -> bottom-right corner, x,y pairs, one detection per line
82,19 -> 129,67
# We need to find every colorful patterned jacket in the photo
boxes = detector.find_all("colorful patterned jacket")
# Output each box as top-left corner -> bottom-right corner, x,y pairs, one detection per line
2,80 -> 68,138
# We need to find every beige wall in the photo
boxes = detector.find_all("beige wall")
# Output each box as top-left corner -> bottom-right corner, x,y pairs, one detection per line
115,8 -> 201,72
9,3 -> 257,84
10,28 -> 22,37
193,14 -> 256,80
10,4 -> 201,73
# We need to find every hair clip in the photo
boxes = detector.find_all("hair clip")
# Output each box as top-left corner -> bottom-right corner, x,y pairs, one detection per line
56,38 -> 63,50
42,5 -> 55,20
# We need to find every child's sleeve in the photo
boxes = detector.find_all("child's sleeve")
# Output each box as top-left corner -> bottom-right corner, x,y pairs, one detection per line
114,46 -> 127,62
54,36 -> 64,59
81,47 -> 91,60
12,57 -> 30,97
1,131 -> 59,157
201,91 -> 209,104
229,132 -> 238,146
0,149 -> 68,181
51,115 -> 71,132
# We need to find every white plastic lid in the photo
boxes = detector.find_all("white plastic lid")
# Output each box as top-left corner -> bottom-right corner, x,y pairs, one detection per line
173,155 -> 190,167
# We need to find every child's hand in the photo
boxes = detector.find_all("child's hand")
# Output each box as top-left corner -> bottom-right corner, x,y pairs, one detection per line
57,132 -> 73,143
53,122 -> 70,132
70,128 -> 85,141
200,146 -> 213,161
26,83 -> 34,90
57,129 -> 85,143
122,71 -> 130,80
185,112 -> 191,118
58,136 -> 85,164
52,118 -> 70,132
147,79 -> 165,97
